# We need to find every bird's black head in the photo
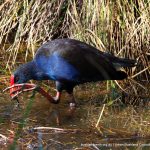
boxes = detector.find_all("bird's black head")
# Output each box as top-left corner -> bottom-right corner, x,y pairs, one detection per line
12,62 -> 34,84
9,61 -> 49,98
10,61 -> 37,98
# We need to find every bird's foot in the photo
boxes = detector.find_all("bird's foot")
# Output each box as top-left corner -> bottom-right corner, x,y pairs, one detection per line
69,102 -> 76,107
3,83 -> 37,99
68,93 -> 76,108
67,103 -> 76,117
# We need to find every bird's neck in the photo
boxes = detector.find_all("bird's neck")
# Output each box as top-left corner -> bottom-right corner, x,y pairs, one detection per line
24,61 -> 49,81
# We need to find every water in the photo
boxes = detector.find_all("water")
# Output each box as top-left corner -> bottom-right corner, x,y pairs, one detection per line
0,82 -> 150,149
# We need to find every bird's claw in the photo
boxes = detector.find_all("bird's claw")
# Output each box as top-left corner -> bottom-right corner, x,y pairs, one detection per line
3,83 -> 37,99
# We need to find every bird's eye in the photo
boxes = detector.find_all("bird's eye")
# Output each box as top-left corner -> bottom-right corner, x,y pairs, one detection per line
15,76 -> 19,83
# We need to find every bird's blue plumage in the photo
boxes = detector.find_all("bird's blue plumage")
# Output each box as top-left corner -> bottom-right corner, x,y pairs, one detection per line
35,51 -> 80,82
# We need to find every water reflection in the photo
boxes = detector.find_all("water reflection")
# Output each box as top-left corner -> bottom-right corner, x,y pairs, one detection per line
0,88 -> 150,149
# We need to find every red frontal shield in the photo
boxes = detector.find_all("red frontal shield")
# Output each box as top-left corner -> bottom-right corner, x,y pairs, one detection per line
10,75 -> 19,98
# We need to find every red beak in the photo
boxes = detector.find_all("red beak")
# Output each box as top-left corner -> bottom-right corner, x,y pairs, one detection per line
10,75 -> 19,98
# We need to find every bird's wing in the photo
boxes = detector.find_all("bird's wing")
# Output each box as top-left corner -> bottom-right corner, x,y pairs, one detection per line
34,39 -> 123,82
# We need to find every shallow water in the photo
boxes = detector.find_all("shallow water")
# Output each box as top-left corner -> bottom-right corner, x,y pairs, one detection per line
0,82 -> 150,149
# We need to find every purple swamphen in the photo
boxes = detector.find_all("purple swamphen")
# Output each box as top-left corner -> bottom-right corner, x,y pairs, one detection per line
6,38 -> 137,107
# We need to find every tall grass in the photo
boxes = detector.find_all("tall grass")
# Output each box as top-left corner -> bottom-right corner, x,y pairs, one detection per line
0,0 -> 69,67
67,0 -> 150,79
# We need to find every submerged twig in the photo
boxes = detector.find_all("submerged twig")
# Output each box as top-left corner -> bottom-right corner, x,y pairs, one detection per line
29,127 -> 82,134
95,104 -> 105,128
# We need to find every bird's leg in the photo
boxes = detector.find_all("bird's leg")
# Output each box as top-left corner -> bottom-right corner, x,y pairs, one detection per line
15,86 -> 61,104
4,83 -> 62,104
35,87 -> 61,104
66,93 -> 76,116
68,93 -> 76,107
53,91 -> 61,103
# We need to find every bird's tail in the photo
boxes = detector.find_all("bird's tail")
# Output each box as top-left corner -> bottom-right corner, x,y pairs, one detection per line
113,58 -> 137,68
104,52 -> 137,68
